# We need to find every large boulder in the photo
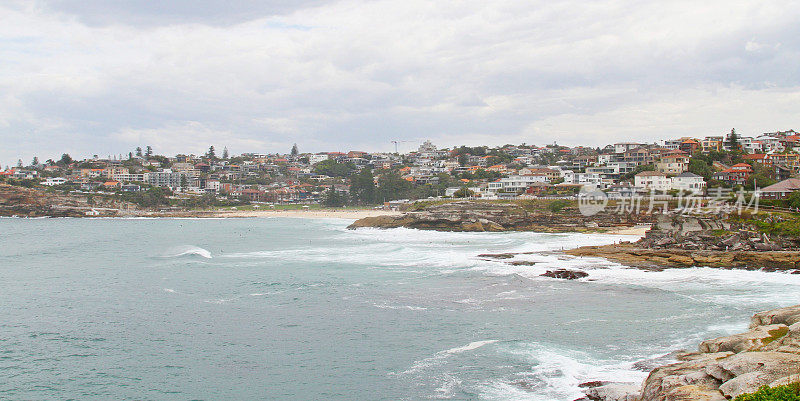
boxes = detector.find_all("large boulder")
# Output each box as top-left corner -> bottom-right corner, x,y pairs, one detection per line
581,382 -> 640,401
712,352 -> 800,398
699,324 -> 788,353
639,352 -> 732,401
750,304 -> 800,329
540,269 -> 589,280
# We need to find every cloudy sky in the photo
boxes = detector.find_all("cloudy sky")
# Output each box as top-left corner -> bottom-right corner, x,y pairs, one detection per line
1,0 -> 798,165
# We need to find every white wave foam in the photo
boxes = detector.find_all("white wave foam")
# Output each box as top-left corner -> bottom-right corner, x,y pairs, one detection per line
482,343 -> 648,401
444,340 -> 499,354
164,245 -> 212,259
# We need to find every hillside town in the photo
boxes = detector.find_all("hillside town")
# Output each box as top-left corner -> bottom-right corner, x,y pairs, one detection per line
3,129 -> 800,210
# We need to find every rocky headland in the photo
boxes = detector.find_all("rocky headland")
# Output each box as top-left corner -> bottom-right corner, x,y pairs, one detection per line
566,214 -> 800,271
0,183 -> 125,217
579,304 -> 800,401
348,200 -> 653,232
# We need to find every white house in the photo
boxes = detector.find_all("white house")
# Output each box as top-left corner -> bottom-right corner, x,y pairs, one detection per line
634,171 -> 671,192
41,177 -> 68,186
487,175 -> 548,193
671,172 -> 706,195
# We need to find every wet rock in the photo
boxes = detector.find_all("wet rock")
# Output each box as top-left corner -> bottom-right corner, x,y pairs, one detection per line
477,253 -> 515,259
699,324 -> 789,353
541,269 -> 589,280
581,382 -> 640,401
507,260 -> 537,266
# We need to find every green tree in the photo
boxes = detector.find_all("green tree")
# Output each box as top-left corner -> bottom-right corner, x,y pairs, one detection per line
222,147 -> 229,159
56,153 -> 72,167
31,156 -> 39,166
787,191 -> 800,209
453,187 -> 474,198
291,144 -> 299,158
207,146 -> 216,160
349,168 -> 377,204
313,160 -> 356,177
727,128 -> 741,151
376,171 -> 413,201
323,189 -> 347,207
145,146 -> 153,158
136,147 -> 143,157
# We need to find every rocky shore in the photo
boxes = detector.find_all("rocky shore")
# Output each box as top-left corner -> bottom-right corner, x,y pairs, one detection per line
566,214 -> 800,271
579,304 -> 800,401
348,200 -> 653,232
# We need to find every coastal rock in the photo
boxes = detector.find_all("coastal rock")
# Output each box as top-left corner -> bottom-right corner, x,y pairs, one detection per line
581,382 -> 640,401
714,352 -> 800,398
477,253 -> 515,259
639,352 -> 732,401
663,385 -> 726,401
750,304 -> 800,329
540,269 -> 588,280
698,324 -> 788,353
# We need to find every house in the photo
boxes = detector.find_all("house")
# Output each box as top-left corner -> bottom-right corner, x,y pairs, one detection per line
634,171 -> 671,192
656,152 -> 690,175
679,139 -> 701,154
102,181 -> 121,190
121,184 -> 141,192
671,172 -> 706,195
758,178 -> 800,199
622,147 -> 653,166
702,136 -> 724,152
42,177 -> 68,186
713,163 -> 753,186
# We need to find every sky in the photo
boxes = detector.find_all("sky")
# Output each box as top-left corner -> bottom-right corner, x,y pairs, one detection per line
1,0 -> 799,166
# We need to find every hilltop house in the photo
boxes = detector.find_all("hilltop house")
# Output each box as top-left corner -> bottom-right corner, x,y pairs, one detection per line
656,152 -> 689,175
713,163 -> 753,186
671,172 -> 706,195
634,171 -> 671,192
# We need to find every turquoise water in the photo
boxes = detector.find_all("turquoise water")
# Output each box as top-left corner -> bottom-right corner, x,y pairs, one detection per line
2,218 -> 800,400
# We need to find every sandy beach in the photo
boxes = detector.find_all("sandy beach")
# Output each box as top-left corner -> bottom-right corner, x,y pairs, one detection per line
205,209 -> 403,219
604,224 -> 651,236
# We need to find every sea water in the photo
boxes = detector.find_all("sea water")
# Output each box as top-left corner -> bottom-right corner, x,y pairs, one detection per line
1,217 -> 799,400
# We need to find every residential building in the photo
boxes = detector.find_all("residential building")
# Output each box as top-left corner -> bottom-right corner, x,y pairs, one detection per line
758,178 -> 800,199
655,153 -> 689,175
713,163 -> 753,186
634,171 -> 671,192
671,172 -> 706,195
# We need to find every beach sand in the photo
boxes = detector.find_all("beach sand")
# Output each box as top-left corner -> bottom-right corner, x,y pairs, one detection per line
206,209 -> 403,219
604,225 -> 651,236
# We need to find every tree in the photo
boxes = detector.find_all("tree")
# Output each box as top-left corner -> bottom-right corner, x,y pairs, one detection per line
376,171 -> 413,201
349,168 -> 377,204
787,191 -> 800,209
453,187 -> 475,198
16,159 -> 23,168
726,128 -> 740,151
31,156 -> 39,166
128,152 -> 133,160
145,146 -> 153,159
135,147 -> 143,157
323,189 -> 347,207
207,146 -> 216,160
291,143 -> 299,158
180,175 -> 188,189
222,147 -> 229,159
313,159 -> 356,177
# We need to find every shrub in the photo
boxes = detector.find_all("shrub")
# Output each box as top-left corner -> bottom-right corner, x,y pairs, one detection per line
547,199 -> 570,213
734,382 -> 800,401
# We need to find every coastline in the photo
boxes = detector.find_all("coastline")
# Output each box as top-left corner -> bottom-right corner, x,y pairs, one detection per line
204,209 -> 403,219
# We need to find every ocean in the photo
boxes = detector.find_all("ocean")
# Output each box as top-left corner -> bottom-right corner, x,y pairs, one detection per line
2,217 -> 799,400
